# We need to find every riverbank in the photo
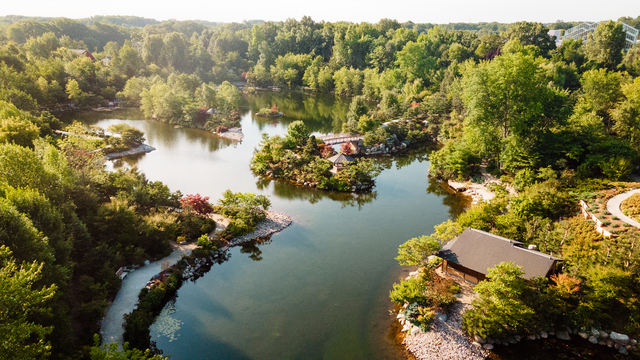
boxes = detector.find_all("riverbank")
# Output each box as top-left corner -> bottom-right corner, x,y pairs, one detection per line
99,241 -> 197,346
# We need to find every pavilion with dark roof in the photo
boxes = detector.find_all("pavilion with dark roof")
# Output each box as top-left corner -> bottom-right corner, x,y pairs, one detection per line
327,153 -> 355,173
436,228 -> 562,284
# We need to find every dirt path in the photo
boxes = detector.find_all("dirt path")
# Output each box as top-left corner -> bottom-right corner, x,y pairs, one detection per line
606,189 -> 640,229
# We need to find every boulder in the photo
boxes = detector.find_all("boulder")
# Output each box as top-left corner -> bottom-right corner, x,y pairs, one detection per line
435,312 -> 448,322
588,336 -> 598,344
591,328 -> 600,338
514,335 -> 521,342
483,344 -> 494,350
540,331 -> 548,339
410,326 -> 420,336
396,313 -> 404,320
556,331 -> 571,341
611,332 -> 630,345
599,340 -> 607,346
507,337 -> 517,344
631,339 -> 637,346
527,335 -> 537,340
144,260 -> 150,265
472,342 -> 482,347
607,339 -> 614,347
601,332 -> 609,339
401,325 -> 411,332
578,332 -> 589,339
474,335 -> 486,344
619,346 -> 629,355
487,338 -> 494,344
536,334 -> 540,340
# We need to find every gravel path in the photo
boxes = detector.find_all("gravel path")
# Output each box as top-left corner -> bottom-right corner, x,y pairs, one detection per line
606,189 -> 640,229
99,241 -> 196,346
404,303 -> 488,360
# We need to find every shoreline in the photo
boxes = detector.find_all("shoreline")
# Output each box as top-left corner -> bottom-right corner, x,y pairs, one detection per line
99,241 -> 196,346
105,143 -> 156,160
215,127 -> 244,141
117,211 -> 292,349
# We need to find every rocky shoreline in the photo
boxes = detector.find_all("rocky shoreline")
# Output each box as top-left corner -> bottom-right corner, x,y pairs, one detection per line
105,143 -> 156,160
224,211 -> 292,248
215,127 -> 244,142
401,302 -> 489,360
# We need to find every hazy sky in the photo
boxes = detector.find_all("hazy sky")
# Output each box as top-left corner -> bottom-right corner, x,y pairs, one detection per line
2,0 -> 639,24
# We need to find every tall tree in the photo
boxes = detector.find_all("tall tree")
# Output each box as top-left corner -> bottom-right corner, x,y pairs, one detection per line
0,246 -> 56,360
584,20 -> 626,70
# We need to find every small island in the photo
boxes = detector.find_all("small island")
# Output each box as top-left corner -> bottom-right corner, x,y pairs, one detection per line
255,104 -> 284,118
251,120 -> 380,192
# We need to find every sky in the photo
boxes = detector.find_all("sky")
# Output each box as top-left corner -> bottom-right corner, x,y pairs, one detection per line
1,0 -> 640,24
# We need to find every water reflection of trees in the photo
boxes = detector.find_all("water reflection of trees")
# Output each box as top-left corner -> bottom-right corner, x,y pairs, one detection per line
425,178 -> 471,219
243,91 -> 367,134
256,177 -> 377,210
375,147 -> 432,171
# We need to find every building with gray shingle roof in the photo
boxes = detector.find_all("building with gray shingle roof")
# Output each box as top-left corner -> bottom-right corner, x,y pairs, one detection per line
437,228 -> 561,284
327,153 -> 355,173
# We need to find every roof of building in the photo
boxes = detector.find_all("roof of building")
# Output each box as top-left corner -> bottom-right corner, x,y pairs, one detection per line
327,153 -> 355,165
437,228 -> 561,280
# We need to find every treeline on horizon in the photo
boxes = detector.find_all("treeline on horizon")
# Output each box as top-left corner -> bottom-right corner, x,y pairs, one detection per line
2,11 -> 640,360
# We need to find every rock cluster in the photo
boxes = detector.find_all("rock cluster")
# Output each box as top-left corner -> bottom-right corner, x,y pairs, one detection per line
227,211 -> 292,246
215,127 -> 244,141
402,302 -> 488,360
105,144 -> 156,160
490,325 -> 638,356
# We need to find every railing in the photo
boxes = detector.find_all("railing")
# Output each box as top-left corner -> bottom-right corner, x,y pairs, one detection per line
317,133 -> 364,145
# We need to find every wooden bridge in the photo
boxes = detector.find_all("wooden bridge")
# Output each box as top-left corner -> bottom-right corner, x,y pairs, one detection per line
317,133 -> 363,145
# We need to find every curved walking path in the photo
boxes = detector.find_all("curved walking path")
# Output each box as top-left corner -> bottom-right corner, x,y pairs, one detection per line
99,241 -> 196,346
606,189 -> 640,228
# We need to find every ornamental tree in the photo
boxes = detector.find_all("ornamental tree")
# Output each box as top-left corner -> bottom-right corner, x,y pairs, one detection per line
180,194 -> 213,215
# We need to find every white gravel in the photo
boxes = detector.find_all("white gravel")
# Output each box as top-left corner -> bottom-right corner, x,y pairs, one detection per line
404,303 -> 489,360
227,211 -> 292,246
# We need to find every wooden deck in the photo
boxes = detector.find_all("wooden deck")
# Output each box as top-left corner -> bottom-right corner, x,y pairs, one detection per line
317,133 -> 363,145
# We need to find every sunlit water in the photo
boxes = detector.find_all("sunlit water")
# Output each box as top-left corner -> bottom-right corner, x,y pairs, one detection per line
70,91 -> 468,359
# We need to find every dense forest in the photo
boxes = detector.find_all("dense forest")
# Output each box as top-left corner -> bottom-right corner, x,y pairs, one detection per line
1,12 -> 640,359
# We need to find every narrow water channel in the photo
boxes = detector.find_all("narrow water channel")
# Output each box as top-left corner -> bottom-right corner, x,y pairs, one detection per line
73,92 -> 468,359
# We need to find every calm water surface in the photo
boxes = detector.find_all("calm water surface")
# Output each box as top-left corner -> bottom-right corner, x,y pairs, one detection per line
72,92 -> 467,359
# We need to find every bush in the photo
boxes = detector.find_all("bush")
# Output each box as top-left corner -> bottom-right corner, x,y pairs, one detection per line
612,216 -> 619,220
612,223 -> 620,228
602,220 -> 611,226
390,277 -> 427,305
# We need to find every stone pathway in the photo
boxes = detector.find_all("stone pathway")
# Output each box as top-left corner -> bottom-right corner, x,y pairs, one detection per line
606,189 -> 640,229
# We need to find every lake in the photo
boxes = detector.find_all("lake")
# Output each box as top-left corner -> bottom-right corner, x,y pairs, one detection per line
73,91 -> 468,359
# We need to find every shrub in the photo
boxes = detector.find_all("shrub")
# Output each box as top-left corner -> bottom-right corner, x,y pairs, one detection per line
197,234 -> 215,251
598,215 -> 605,220
390,277 -> 426,305
602,220 -> 611,226
612,223 -> 620,228
612,216 -> 619,220
604,210 -> 611,215
623,223 -> 632,227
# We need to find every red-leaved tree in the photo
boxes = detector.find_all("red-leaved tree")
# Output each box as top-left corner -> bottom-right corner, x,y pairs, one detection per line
180,194 -> 213,215
340,142 -> 354,155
